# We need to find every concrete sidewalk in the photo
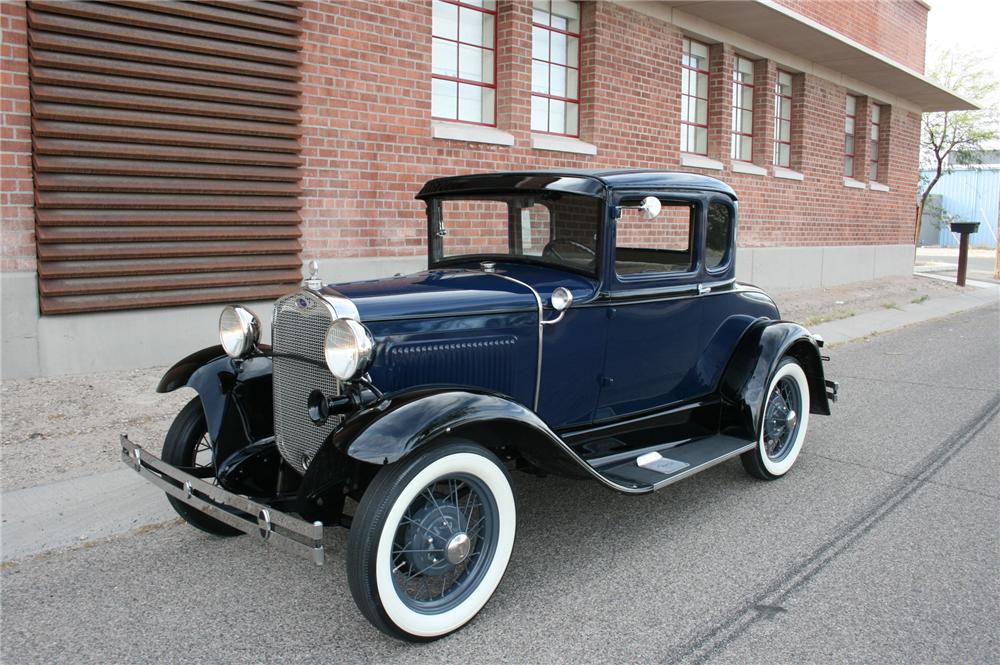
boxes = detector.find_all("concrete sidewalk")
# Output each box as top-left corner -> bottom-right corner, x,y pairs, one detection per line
2,278 -> 998,562
811,278 -> 999,346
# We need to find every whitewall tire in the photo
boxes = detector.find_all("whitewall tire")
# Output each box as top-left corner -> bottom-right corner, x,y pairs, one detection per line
741,357 -> 810,480
346,441 -> 516,641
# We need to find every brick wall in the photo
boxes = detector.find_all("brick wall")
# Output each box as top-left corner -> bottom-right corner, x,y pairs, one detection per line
298,0 -> 921,261
774,0 -> 928,73
0,1 -> 33,273
2,0 -> 924,280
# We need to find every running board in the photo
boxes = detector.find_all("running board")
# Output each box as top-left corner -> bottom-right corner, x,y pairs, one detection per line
586,435 -> 756,492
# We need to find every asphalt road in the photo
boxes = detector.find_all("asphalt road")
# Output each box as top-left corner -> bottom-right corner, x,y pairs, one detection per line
2,304 -> 998,664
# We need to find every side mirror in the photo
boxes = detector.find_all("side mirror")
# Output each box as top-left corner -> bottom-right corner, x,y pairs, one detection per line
550,286 -> 574,312
639,196 -> 662,220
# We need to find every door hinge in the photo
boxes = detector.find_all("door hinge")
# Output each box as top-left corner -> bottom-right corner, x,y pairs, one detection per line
698,284 -> 710,295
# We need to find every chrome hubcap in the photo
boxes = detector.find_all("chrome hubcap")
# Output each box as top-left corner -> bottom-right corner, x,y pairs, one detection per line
445,532 -> 471,565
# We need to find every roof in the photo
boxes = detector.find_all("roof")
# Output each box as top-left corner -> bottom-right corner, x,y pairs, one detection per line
652,0 -> 977,112
417,169 -> 738,199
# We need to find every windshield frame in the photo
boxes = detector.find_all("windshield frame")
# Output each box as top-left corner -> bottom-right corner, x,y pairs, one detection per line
425,191 -> 606,278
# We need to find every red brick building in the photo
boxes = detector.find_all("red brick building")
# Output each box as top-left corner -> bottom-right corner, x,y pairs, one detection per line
0,1 -> 972,377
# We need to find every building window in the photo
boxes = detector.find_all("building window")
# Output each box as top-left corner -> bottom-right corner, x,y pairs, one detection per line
431,0 -> 497,125
773,70 -> 792,167
869,104 -> 883,181
531,1 -> 581,136
681,38 -> 710,155
730,56 -> 754,161
844,94 -> 858,177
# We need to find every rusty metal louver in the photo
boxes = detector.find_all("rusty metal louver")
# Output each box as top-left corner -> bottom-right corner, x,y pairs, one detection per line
28,0 -> 303,314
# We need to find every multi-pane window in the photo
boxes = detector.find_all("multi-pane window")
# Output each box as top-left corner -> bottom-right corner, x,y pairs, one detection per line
531,1 -> 581,136
773,70 -> 792,167
844,94 -> 858,177
431,0 -> 497,125
730,56 -> 754,161
680,38 -> 710,155
869,104 -> 882,181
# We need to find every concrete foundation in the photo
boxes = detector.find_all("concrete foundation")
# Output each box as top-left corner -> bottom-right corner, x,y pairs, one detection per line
2,246 -> 914,378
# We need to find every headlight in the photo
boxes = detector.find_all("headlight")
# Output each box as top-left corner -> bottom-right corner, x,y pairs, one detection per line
324,318 -> 375,381
219,305 -> 261,358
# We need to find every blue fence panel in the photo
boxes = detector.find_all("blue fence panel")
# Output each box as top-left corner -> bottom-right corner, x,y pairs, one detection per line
920,168 -> 999,249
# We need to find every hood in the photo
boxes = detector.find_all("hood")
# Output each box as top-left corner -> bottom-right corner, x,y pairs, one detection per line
326,264 -> 599,322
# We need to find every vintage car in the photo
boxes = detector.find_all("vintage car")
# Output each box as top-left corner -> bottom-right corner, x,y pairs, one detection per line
121,169 -> 837,641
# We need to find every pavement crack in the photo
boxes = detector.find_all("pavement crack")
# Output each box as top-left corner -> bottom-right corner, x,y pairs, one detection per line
670,393 -> 1000,665
801,452 -> 1000,501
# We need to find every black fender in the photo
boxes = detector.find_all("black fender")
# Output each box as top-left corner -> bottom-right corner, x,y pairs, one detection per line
156,345 -> 274,468
298,386 -> 591,521
718,319 -> 830,441
297,387 -> 590,516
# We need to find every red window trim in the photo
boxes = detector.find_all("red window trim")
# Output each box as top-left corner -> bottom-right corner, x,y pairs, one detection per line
681,37 -> 711,156
869,104 -> 882,182
773,69 -> 793,167
531,1 -> 582,137
731,55 -> 754,161
431,0 -> 499,127
844,94 -> 858,177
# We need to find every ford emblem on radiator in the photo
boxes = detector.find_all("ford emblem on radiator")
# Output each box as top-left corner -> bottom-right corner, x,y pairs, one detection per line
296,297 -> 311,310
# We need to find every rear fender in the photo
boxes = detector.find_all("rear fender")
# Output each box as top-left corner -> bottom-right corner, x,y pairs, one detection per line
156,345 -> 274,467
718,320 -> 830,440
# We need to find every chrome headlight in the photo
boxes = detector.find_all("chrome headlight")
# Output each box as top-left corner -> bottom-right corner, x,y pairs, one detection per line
323,318 -> 374,381
219,305 -> 261,358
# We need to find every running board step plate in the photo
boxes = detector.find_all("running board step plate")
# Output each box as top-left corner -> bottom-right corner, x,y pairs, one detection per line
590,435 -> 756,492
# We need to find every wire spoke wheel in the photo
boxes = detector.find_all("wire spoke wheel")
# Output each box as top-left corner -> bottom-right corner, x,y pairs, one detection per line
763,375 -> 802,462
162,398 -> 240,536
347,441 -> 516,641
742,356 -> 811,480
390,474 -> 498,612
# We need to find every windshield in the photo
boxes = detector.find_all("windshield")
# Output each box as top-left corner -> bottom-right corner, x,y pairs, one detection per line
428,192 -> 601,275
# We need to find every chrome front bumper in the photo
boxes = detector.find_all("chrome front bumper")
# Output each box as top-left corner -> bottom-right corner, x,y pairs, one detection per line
120,435 -> 326,565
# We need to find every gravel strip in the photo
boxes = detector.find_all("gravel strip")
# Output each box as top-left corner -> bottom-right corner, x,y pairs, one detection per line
1,367 -> 191,492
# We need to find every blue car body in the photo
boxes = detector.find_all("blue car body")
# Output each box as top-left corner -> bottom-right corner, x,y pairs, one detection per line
154,169 -> 834,513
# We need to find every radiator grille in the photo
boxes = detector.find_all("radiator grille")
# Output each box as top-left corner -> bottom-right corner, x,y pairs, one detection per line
272,291 -> 340,474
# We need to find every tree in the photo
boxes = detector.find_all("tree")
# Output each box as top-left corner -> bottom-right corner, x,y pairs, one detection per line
917,47 -> 999,244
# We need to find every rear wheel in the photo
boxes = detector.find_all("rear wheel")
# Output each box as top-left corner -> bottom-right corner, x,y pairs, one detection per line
741,356 -> 810,480
346,440 -> 516,641
162,397 -> 241,536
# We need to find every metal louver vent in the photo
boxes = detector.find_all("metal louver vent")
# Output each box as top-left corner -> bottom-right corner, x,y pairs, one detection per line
27,0 -> 304,314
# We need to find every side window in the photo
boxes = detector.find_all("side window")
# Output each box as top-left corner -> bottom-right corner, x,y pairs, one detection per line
616,201 -> 694,276
519,204 -> 551,256
705,202 -> 732,271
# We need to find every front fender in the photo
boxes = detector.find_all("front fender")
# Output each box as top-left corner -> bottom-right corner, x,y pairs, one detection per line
297,387 -> 594,522
335,387 -> 564,465
156,346 -> 274,466
718,319 -> 830,441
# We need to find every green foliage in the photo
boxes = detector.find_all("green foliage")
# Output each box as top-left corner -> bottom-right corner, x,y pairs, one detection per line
921,47 -> 1000,176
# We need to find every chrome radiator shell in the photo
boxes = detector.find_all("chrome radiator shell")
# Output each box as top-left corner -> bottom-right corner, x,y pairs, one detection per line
272,291 -> 342,474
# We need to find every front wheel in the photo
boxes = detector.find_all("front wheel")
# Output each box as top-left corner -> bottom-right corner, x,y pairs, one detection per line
346,440 -> 516,641
741,356 -> 811,480
161,397 -> 242,536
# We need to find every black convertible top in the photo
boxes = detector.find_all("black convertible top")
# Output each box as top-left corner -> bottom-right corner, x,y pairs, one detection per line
417,168 -> 738,199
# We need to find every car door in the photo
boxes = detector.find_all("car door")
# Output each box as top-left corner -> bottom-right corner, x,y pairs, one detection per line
595,192 -> 705,421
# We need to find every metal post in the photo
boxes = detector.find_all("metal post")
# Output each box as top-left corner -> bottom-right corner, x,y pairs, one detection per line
950,222 -> 980,287
957,232 -> 970,287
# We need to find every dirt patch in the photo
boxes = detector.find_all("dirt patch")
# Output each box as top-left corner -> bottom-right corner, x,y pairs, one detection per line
773,275 -> 965,328
0,366 -> 192,492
